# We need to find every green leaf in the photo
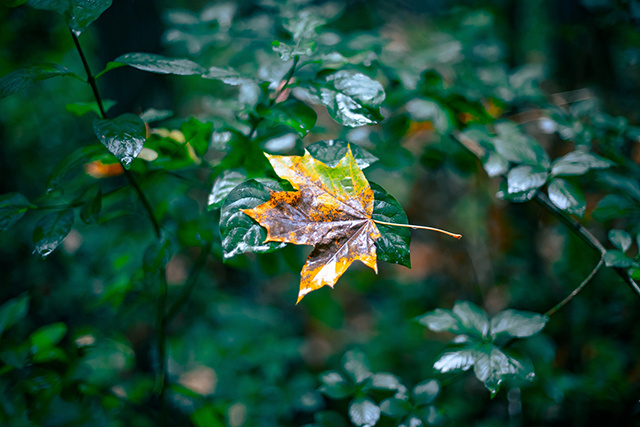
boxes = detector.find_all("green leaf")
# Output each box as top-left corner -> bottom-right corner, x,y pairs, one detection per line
256,100 -> 317,138
140,108 -> 173,123
493,122 -> 550,167
319,371 -> 353,399
416,308 -> 461,334
0,193 -> 33,232
472,345 -> 534,397
0,64 -> 76,99
203,67 -> 260,106
609,229 -> 632,252
46,144 -> 108,192
506,165 -> 548,195
304,70 -> 385,127
181,117 -> 213,157
65,99 -> 116,117
433,348 -> 475,373
412,379 -> 440,406
551,150 -> 613,176
306,140 -> 378,169
219,179 -> 286,259
285,9 -> 326,43
482,151 -> 509,178
109,52 -> 205,76
208,170 -> 248,210
597,171 -> 640,202
28,0 -> 112,34
380,398 -> 410,418
272,40 -> 316,61
592,194 -> 638,222
0,294 -> 30,336
604,250 -> 637,268
452,301 -> 489,338
29,322 -> 67,352
342,350 -> 372,384
93,113 -> 146,168
405,98 -> 453,132
80,184 -> 102,224
490,309 -> 548,339
191,405 -> 225,427
370,373 -> 404,392
348,397 -> 380,427
371,182 -> 411,268
547,178 -> 586,217
33,210 -> 74,258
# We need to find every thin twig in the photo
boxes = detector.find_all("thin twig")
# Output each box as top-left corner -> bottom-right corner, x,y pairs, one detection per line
372,219 -> 462,239
165,250 -> 208,323
70,28 -> 161,238
545,258 -> 604,317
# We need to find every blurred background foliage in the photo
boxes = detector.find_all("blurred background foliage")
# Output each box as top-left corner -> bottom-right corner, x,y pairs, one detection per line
1,0 -> 640,425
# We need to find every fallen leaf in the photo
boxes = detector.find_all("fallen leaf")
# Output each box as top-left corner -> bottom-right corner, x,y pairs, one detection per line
243,146 -> 381,302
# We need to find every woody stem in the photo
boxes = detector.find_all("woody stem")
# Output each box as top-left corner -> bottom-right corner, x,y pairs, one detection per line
372,220 -> 462,240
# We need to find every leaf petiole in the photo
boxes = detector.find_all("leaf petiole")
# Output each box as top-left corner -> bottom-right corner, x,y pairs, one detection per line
372,219 -> 462,240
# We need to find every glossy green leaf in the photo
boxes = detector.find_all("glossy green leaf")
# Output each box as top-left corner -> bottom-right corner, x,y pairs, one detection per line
93,113 -> 146,168
547,178 -> 586,217
433,348 -> 475,373
256,100 -> 317,137
597,171 -> 640,201
33,210 -> 74,258
472,345 -> 534,397
306,140 -> 378,169
493,122 -> 550,167
181,117 -> 213,157
417,308 -> 461,333
319,371 -> 353,399
0,294 -> 30,336
604,250 -> 637,268
452,301 -> 489,338
219,179 -> 286,259
609,229 -> 632,252
203,67 -> 260,106
371,182 -> 411,268
506,165 -> 548,196
272,40 -> 316,61
46,144 -> 108,192
405,98 -> 453,132
304,70 -> 385,127
65,99 -> 116,117
342,350 -> 372,384
370,373 -> 404,392
592,194 -> 638,222
551,150 -> 613,176
30,322 -> 67,352
208,170 -> 248,210
0,64 -> 76,99
412,379 -> 440,406
28,0 -> 112,34
0,193 -> 33,232
349,397 -> 380,427
490,310 -> 548,339
108,53 -> 205,76
482,151 -> 509,178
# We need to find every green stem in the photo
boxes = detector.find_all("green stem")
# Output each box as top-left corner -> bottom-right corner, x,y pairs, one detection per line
70,28 -> 161,239
372,219 -> 462,240
545,258 -> 604,317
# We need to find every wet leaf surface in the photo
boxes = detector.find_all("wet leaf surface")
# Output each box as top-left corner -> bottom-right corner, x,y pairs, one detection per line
93,114 -> 146,168
28,0 -> 112,34
0,64 -> 76,99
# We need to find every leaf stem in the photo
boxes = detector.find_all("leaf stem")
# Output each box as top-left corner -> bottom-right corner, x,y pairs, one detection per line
70,28 -> 161,239
372,219 -> 462,240
545,258 -> 604,317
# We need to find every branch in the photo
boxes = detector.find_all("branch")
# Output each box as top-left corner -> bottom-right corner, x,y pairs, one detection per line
70,29 -> 161,239
545,258 -> 604,317
452,130 -> 640,299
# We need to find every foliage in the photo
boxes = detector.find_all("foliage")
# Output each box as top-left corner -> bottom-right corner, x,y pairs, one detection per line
1,0 -> 640,426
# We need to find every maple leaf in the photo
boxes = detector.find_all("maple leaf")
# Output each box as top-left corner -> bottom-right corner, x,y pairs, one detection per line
243,146 -> 381,302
